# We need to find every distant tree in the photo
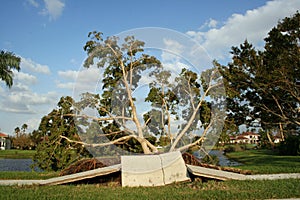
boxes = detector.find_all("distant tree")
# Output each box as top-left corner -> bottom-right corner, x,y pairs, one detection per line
33,96 -> 91,171
14,127 -> 20,138
21,124 -> 28,133
0,50 -> 21,88
12,124 -> 33,150
219,12 -> 300,147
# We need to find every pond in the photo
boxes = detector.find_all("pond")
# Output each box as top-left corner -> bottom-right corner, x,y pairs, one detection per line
193,150 -> 241,167
0,159 -> 41,172
0,150 -> 240,172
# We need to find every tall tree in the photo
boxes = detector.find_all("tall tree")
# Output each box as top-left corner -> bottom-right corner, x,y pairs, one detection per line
21,124 -> 28,134
14,127 -> 20,138
64,31 -> 225,155
219,12 -> 300,141
0,50 -> 21,88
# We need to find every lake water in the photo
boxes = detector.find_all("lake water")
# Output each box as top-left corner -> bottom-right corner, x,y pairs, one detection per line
0,159 -> 41,171
0,150 -> 240,171
193,150 -> 241,166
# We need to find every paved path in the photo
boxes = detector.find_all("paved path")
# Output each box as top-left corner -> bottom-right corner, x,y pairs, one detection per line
186,164 -> 300,181
0,164 -> 121,186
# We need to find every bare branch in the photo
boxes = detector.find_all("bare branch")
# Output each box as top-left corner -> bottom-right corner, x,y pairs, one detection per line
60,135 -> 137,148
170,79 -> 222,151
176,119 -> 213,152
64,113 -> 132,122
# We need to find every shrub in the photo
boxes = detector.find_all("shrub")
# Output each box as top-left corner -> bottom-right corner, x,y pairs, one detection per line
278,135 -> 300,156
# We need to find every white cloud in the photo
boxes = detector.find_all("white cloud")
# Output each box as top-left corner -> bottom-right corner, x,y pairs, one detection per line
161,38 -> 184,63
57,66 -> 103,96
58,70 -> 78,81
0,83 -> 58,114
21,57 -> 51,74
40,0 -> 65,21
27,0 -> 39,8
208,18 -> 218,28
25,118 -> 41,131
186,0 -> 300,61
14,71 -> 37,85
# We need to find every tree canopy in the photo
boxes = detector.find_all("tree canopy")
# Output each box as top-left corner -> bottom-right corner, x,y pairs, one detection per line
219,12 -> 300,140
68,31 -> 225,156
0,50 -> 21,88
33,96 -> 91,171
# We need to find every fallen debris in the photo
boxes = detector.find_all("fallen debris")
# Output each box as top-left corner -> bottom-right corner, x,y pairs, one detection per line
182,152 -> 252,175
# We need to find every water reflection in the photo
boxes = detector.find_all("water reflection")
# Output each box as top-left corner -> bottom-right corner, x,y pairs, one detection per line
193,150 -> 241,166
0,159 -> 41,171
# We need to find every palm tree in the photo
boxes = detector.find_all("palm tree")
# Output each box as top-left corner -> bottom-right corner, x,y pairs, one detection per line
15,127 -> 20,138
0,50 -> 21,88
21,123 -> 28,135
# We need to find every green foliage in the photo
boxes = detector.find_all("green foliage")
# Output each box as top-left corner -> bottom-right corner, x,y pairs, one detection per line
77,31 -> 225,154
278,135 -> 300,156
33,96 -> 91,171
219,12 -> 300,148
258,130 -> 273,149
0,50 -> 21,88
12,124 -> 35,150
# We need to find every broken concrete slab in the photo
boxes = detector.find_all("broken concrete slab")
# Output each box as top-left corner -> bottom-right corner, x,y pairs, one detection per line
121,151 -> 190,187
42,164 -> 121,185
0,164 -> 121,186
160,151 -> 190,185
186,164 -> 248,180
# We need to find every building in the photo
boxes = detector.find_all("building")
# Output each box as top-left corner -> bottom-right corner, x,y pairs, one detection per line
274,135 -> 284,144
0,132 -> 11,150
230,132 -> 260,144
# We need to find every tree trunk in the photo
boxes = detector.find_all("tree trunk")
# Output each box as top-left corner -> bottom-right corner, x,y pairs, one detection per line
266,131 -> 275,148
279,122 -> 285,141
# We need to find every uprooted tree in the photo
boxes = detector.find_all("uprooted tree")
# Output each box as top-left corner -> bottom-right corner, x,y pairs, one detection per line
62,31 -> 225,155
34,32 -> 226,171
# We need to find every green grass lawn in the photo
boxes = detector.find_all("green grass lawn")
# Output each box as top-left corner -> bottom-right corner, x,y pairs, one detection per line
226,149 -> 300,174
0,179 -> 299,200
0,149 -> 299,199
0,171 -> 58,180
0,150 -> 36,159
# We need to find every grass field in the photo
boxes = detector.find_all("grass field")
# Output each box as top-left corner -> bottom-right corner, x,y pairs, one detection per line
0,148 -> 299,199
0,150 -> 36,159
0,171 -> 58,180
226,149 -> 300,174
0,179 -> 299,200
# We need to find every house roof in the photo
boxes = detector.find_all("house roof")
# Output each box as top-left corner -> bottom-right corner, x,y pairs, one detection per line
0,132 -> 8,137
241,132 -> 259,136
229,136 -> 236,140
236,136 -> 248,140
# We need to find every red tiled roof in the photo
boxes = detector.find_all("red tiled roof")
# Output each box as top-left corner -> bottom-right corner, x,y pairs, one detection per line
236,136 -> 248,140
241,132 -> 259,136
0,132 -> 8,137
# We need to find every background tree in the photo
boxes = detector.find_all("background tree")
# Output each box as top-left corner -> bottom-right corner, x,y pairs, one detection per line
219,12 -> 300,149
14,127 -> 20,138
33,96 -> 91,171
0,50 -> 21,88
12,124 -> 33,150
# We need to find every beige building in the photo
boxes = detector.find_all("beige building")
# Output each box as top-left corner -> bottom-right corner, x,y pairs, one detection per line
0,132 -> 11,150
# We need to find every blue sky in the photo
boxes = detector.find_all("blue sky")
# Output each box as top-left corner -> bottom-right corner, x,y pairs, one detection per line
0,0 -> 299,135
